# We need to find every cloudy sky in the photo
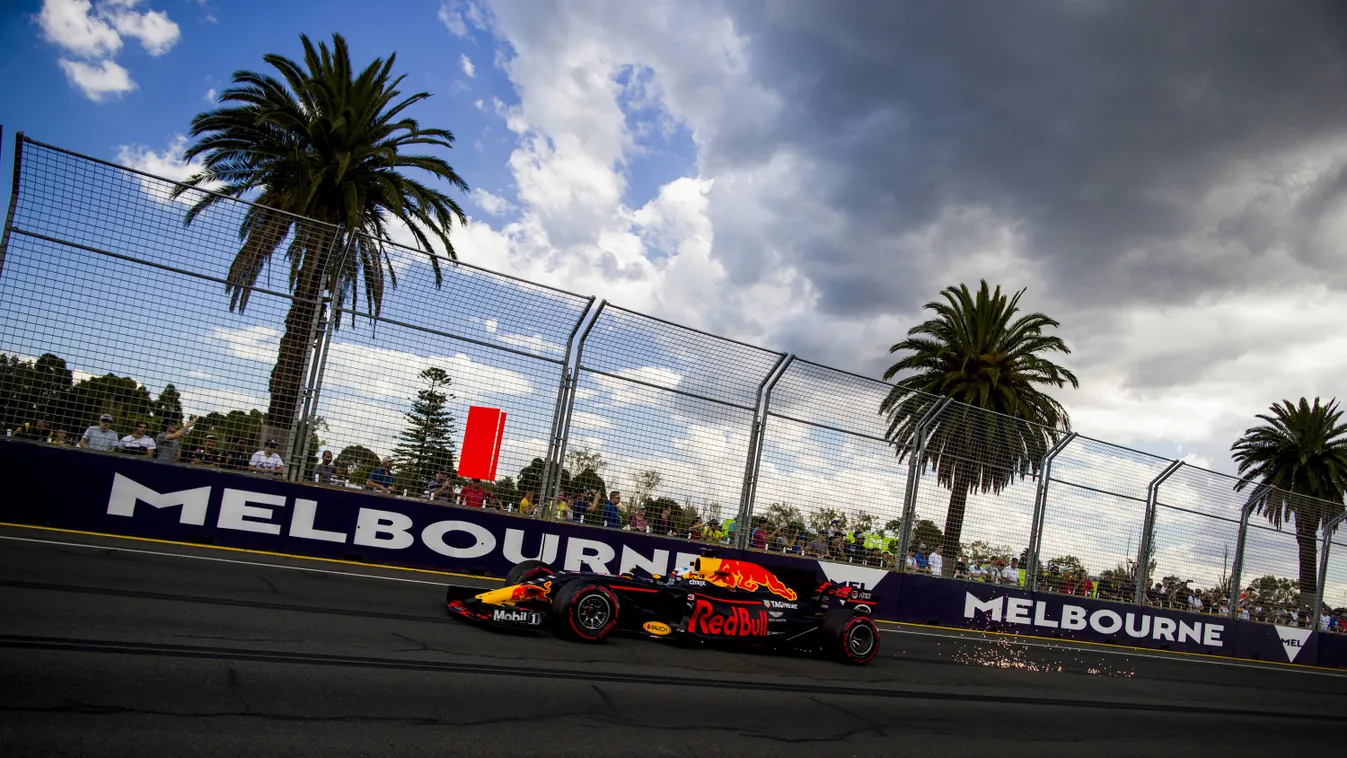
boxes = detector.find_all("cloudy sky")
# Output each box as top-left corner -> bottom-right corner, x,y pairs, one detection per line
3,0 -> 1346,490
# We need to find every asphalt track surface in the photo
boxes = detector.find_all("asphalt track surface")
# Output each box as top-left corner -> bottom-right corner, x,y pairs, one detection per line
2,527 -> 1344,757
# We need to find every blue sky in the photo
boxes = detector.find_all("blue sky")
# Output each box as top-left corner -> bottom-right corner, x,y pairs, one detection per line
0,0 -> 691,234
1,1 -> 1344,593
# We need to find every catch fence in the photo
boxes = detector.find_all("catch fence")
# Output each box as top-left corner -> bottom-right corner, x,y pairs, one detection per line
0,132 -> 1342,631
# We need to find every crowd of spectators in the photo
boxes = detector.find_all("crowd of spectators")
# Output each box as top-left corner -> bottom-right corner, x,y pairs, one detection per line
8,411 -> 1346,635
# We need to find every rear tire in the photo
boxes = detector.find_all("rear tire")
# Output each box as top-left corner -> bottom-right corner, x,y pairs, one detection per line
551,580 -> 620,643
505,559 -> 555,586
821,609 -> 879,665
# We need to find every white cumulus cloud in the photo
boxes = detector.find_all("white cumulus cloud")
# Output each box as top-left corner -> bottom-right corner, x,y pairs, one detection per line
37,0 -> 180,101
460,54 -> 475,78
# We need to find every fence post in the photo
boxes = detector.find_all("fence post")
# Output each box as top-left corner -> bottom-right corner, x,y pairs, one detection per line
286,231 -> 353,482
1312,512 -> 1345,625
539,297 -> 597,519
0,131 -> 24,282
734,353 -> 792,549
545,300 -> 606,508
1024,431 -> 1077,592
1226,483 -> 1271,620
1133,460 -> 1184,604
896,396 -> 952,569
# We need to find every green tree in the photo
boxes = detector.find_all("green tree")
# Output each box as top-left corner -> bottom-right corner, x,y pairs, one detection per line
807,507 -> 847,536
569,467 -> 605,500
0,353 -> 74,432
764,502 -> 807,537
174,33 -> 469,450
881,281 -> 1078,576
911,519 -> 944,553
564,447 -> 606,474
1246,575 -> 1299,609
1231,397 -> 1347,600
151,384 -> 185,427
335,444 -> 382,484
849,511 -> 876,534
392,367 -> 457,485
66,374 -> 154,434
628,469 -> 663,507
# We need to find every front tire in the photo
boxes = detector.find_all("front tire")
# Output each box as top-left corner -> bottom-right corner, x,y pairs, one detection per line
505,559 -> 555,586
821,610 -> 879,665
552,581 -> 620,643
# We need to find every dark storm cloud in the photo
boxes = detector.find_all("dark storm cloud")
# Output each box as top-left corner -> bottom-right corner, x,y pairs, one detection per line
716,0 -> 1347,317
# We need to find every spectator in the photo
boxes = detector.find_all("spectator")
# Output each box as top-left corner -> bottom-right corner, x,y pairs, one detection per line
14,419 -> 51,442
788,533 -> 807,555
1000,559 -> 1021,586
928,546 -> 944,576
335,464 -> 357,489
249,439 -> 286,476
748,521 -> 768,550
459,478 -> 487,508
968,561 -> 985,581
627,504 -> 648,532
224,437 -> 251,471
914,548 -> 929,573
49,428 -> 69,446
550,492 -> 573,523
313,450 -> 337,484
365,457 -> 395,493
118,421 -> 157,456
191,435 -> 224,467
80,414 -> 119,452
519,490 -> 535,516
602,491 -> 623,528
425,470 -> 454,501
154,418 -> 196,463
649,503 -> 670,534
804,534 -> 828,558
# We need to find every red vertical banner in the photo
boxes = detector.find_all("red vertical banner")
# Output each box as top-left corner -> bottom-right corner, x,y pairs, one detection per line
459,406 -> 507,481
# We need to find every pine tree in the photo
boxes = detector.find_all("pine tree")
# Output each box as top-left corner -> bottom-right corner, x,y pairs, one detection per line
393,367 -> 458,486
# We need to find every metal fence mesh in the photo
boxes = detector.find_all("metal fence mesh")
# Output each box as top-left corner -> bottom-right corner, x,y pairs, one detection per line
1,133 -> 1343,632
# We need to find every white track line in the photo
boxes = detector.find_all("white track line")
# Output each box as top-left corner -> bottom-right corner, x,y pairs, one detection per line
0,534 -> 450,587
4,533 -> 1342,677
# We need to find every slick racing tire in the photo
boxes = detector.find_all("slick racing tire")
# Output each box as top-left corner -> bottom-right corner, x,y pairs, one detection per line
821,609 -> 880,665
505,559 -> 555,586
552,580 -> 620,643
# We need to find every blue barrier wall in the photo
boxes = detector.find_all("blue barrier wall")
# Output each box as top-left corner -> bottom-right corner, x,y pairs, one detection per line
0,440 -> 1337,669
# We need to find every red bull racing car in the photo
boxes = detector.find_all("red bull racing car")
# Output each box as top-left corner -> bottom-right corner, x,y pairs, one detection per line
444,556 -> 880,665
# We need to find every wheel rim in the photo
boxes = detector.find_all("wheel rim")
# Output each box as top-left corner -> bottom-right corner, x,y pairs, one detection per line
576,593 -> 612,631
847,622 -> 875,658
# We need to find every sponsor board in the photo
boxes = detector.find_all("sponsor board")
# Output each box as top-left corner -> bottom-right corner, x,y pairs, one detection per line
1275,626 -> 1312,663
963,592 -> 1227,647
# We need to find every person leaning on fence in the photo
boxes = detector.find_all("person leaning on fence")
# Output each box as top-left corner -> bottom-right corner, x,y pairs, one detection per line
602,491 -> 623,528
190,435 -> 224,467
13,418 -> 51,442
154,417 -> 197,463
118,421 -> 157,456
312,450 -> 337,484
459,478 -> 487,508
249,439 -> 286,476
80,414 -> 119,452
365,457 -> 395,494
425,470 -> 454,502
549,492 -> 572,523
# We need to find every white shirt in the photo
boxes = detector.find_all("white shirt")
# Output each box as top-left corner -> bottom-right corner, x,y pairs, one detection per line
119,434 -> 157,453
927,552 -> 943,575
1001,565 -> 1019,584
82,426 -> 120,451
249,451 -> 285,471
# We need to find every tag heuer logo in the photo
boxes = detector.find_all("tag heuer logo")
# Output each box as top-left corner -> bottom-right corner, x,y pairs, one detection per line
1275,625 -> 1312,663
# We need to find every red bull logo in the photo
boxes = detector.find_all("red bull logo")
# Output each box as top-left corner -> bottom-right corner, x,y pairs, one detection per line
696,558 -> 798,601
689,599 -> 768,637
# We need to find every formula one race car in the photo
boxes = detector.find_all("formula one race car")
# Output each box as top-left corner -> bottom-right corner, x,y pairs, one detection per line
444,556 -> 880,665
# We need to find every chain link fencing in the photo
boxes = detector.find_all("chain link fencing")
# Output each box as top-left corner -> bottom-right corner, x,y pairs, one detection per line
0,133 -> 1342,633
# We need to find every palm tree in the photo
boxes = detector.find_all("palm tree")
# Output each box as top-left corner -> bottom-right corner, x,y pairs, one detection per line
172,33 -> 468,451
880,281 -> 1078,576
1231,398 -> 1347,601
